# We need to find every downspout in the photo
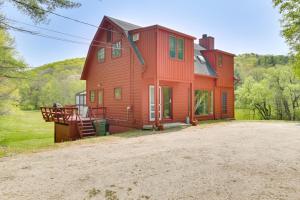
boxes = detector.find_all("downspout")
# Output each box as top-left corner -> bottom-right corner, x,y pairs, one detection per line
127,46 -> 133,122
155,27 -> 160,128
213,78 -> 217,120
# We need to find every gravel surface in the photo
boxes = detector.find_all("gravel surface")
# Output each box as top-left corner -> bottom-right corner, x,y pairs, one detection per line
0,121 -> 300,200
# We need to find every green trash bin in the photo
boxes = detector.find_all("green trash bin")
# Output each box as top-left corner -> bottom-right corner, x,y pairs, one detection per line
93,119 -> 107,136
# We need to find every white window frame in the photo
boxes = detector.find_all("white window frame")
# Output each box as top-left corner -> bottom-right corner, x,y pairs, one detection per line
149,85 -> 162,121
97,47 -> 105,62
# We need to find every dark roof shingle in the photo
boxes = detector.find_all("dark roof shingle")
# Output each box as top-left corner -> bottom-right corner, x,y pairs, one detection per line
194,44 -> 216,77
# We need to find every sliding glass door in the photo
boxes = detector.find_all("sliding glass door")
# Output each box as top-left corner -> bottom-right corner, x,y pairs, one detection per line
194,90 -> 213,116
149,86 -> 172,121
162,87 -> 172,119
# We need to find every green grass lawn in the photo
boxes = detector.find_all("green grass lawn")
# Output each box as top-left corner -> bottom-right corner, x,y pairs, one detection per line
0,111 -> 157,158
0,111 -> 54,157
235,108 -> 261,120
0,109 -> 264,158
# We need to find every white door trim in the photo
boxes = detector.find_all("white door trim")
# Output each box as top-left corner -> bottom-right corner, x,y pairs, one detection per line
149,85 -> 162,121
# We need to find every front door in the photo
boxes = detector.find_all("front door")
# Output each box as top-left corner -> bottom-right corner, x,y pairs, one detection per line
162,87 -> 172,119
97,89 -> 104,107
149,86 -> 173,121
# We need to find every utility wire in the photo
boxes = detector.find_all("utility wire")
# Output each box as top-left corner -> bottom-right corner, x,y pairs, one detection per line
10,0 -> 122,33
7,18 -> 91,41
1,21 -> 128,50
6,18 -> 131,49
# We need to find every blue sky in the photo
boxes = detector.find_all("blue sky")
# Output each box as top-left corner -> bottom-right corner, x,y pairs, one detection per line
3,0 -> 289,67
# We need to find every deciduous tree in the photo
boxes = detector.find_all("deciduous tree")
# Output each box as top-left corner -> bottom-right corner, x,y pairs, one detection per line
273,0 -> 300,76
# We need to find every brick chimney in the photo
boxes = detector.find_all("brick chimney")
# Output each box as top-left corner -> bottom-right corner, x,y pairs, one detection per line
199,34 -> 214,50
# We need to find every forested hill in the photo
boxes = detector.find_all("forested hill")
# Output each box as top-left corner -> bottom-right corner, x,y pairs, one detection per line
20,58 -> 86,110
31,57 -> 85,74
234,54 -> 300,121
234,53 -> 291,81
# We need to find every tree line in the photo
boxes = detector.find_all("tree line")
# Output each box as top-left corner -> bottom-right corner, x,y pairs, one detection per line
235,54 -> 300,120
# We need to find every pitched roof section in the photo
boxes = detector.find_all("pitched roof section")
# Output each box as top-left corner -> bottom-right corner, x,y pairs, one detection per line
194,44 -> 216,77
105,16 -> 145,65
106,16 -> 141,35
194,43 -> 206,51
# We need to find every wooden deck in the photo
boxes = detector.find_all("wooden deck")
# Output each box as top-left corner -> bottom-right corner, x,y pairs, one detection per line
40,106 -> 107,142
40,106 -> 106,124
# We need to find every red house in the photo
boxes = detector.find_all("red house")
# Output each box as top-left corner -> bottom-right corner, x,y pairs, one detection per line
81,16 -> 235,132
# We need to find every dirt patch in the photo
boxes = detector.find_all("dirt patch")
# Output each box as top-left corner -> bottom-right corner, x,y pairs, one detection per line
0,121 -> 300,200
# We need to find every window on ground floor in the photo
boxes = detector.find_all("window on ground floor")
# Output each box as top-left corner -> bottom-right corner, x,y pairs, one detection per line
149,85 -> 155,121
194,90 -> 213,115
114,87 -> 122,100
98,90 -> 103,106
89,90 -> 95,103
222,91 -> 227,114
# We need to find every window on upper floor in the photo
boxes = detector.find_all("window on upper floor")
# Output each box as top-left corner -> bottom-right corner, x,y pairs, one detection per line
169,35 -> 185,60
218,54 -> 223,67
97,48 -> 105,63
112,41 -> 122,58
177,38 -> 184,60
169,36 -> 176,58
107,29 -> 112,42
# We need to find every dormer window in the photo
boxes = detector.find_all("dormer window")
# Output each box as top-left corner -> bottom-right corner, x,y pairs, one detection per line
197,55 -> 206,64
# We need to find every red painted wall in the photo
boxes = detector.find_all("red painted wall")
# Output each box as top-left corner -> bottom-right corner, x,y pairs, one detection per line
85,21 -> 143,128
157,29 -> 194,82
83,17 -> 235,131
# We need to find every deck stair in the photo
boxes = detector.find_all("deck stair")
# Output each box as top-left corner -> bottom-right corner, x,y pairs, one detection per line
77,119 -> 96,137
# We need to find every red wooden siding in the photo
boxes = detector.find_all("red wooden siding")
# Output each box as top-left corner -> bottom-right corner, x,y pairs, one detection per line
157,29 -> 194,82
86,23 -> 134,124
82,16 -> 235,131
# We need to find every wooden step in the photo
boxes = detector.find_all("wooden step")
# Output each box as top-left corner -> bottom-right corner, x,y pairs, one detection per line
81,122 -> 93,126
77,120 -> 97,138
81,125 -> 94,129
81,132 -> 96,137
81,129 -> 95,133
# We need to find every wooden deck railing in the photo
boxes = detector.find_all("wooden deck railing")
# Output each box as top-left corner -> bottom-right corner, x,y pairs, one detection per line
87,106 -> 106,120
40,106 -> 81,124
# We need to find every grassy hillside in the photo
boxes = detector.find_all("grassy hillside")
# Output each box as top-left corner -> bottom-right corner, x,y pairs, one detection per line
20,58 -> 86,110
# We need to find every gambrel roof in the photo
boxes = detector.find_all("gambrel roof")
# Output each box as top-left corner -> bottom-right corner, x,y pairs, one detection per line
81,16 -> 145,80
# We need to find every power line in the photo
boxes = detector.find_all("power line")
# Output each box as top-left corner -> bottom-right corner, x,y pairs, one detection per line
6,18 -> 130,49
3,22 -> 89,45
10,0 -> 121,34
1,21 -> 128,50
7,18 -> 91,41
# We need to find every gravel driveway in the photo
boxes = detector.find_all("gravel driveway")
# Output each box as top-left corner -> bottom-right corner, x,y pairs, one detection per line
0,121 -> 300,200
